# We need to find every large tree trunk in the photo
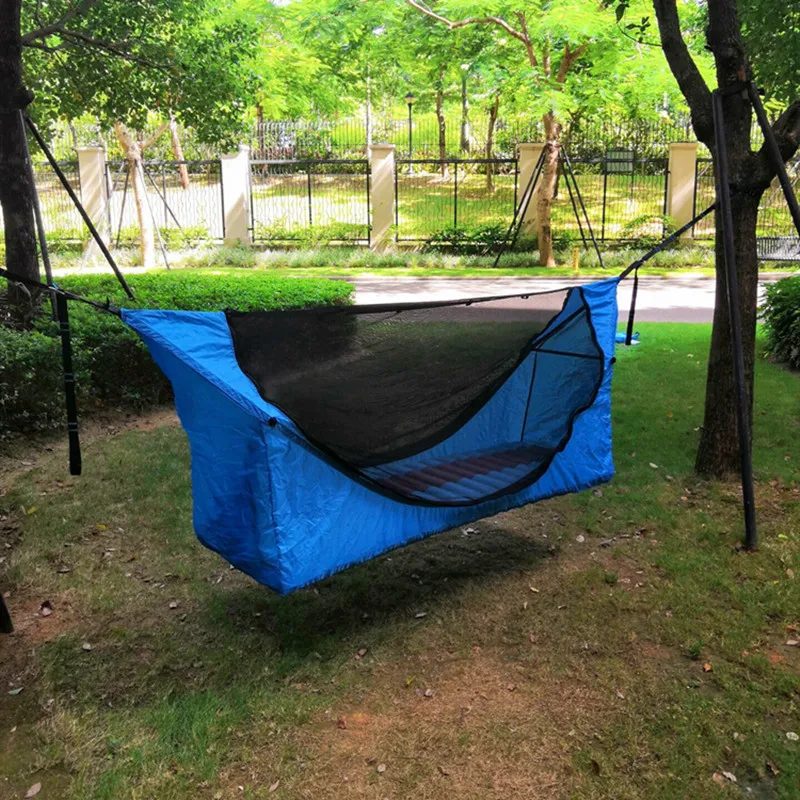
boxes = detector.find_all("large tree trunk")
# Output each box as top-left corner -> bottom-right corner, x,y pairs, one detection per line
485,93 -> 500,193
115,122 -> 155,269
436,83 -> 448,179
169,115 -> 190,190
696,195 -> 761,475
0,0 -> 39,315
537,111 -> 561,267
460,73 -> 471,154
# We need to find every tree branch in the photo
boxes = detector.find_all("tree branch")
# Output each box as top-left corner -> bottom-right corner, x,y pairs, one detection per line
556,42 -> 587,83
652,0 -> 713,144
405,0 -> 530,47
142,120 -> 170,151
21,0 -> 101,43
514,11 -> 537,67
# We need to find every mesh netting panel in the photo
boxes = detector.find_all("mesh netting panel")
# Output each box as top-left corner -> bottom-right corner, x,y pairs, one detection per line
227,290 -> 576,467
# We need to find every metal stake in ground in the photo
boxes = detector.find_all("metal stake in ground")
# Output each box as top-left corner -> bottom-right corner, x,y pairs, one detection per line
711,89 -> 757,551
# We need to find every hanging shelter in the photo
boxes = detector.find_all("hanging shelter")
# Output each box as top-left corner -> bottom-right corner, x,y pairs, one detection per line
3,82 -> 800,610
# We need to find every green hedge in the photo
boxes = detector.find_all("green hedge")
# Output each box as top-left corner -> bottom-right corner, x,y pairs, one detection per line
762,275 -> 800,369
1,271 -> 353,437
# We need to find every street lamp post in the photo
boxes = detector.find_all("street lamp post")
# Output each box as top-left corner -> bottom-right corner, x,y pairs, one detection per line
405,92 -> 416,174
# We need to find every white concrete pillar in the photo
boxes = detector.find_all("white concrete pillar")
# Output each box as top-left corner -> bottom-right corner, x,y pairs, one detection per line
221,145 -> 252,246
667,142 -> 698,238
76,146 -> 109,251
517,143 -> 545,236
369,144 -> 395,251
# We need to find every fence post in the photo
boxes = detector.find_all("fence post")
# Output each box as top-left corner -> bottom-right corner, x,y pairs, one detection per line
666,142 -> 698,238
76,146 -> 109,253
517,143 -> 545,236
220,145 -> 252,246
369,143 -> 395,251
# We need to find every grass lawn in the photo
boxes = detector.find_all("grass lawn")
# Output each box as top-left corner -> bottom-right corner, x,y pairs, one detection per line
1,323 -> 799,799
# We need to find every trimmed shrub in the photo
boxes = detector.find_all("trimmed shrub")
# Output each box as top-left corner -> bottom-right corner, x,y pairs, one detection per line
761,275 -> 800,369
1,271 -> 353,436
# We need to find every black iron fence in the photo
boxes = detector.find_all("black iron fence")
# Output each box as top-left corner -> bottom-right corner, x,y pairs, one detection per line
394,158 -> 518,243
31,161 -> 83,240
249,159 -> 370,244
105,159 -> 224,243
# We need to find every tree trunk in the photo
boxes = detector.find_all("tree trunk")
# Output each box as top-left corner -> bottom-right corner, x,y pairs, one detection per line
115,122 -> 155,269
537,111 -> 561,267
169,115 -> 190,190
460,73 -> 471,154
485,93 -> 500,193
436,85 -> 448,179
695,194 -> 761,475
0,0 -> 39,315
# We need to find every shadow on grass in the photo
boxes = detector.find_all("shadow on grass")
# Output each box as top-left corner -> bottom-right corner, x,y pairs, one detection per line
38,524 -> 550,711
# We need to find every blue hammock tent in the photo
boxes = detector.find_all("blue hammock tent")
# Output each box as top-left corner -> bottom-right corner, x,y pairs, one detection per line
7,82 -> 800,627
121,279 -> 618,593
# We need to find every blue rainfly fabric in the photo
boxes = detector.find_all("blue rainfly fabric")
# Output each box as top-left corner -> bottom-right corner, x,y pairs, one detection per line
121,276 -> 619,594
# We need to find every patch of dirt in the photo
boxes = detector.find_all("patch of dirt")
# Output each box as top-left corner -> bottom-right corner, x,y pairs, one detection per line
235,650 -> 609,799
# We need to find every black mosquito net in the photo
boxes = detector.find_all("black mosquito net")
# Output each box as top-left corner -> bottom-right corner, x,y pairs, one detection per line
227,288 -> 594,467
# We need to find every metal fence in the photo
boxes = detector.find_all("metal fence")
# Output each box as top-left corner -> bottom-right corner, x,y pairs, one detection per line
249,159 -> 370,244
394,158 -> 518,242
106,159 -> 224,242
18,161 -> 84,240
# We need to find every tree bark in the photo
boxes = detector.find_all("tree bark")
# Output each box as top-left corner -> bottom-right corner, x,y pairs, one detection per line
696,196 -> 760,475
460,72 -> 471,154
537,111 -> 561,267
436,82 -> 448,179
485,93 -> 500,192
114,122 -> 155,269
0,0 -> 39,315
169,115 -> 190,189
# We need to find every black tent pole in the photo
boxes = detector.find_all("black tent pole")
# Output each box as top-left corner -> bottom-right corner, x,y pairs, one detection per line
747,82 -> 800,238
711,89 -> 758,551
24,115 -> 134,299
490,146 -> 546,265
562,147 -> 604,268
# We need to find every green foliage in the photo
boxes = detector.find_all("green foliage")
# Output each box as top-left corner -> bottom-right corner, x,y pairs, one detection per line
761,275 -> 800,369
424,223 -> 508,253
620,214 -> 677,247
1,272 -> 353,436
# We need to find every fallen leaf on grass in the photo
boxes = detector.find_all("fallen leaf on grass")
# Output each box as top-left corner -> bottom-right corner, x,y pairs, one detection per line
721,771 -> 737,783
438,766 -> 450,776
376,763 -> 387,774
767,761 -> 780,776
39,600 -> 53,617
7,687 -> 23,696
712,773 -> 725,786
25,784 -> 41,798
529,586 -> 540,593
355,648 -> 367,660
785,640 -> 799,647
269,780 -> 280,793
81,642 -> 93,652
703,663 -> 713,673
337,716 -> 347,730
414,611 -> 426,619
787,732 -> 799,741
768,652 -> 785,665
649,463 -> 658,469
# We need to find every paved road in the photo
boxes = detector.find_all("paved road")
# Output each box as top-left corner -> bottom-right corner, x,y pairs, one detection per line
351,274 -> 786,323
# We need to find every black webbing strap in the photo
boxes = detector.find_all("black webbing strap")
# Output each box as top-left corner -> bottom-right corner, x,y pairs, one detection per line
55,293 -> 82,476
0,267 -> 122,316
618,202 -> 716,281
624,266 -> 639,346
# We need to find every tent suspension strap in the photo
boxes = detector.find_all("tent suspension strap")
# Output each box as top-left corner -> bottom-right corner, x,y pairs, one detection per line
24,115 -> 135,300
624,267 -> 639,346
712,89 -> 757,552
55,293 -> 82,477
618,202 -> 716,280
0,267 -> 122,316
